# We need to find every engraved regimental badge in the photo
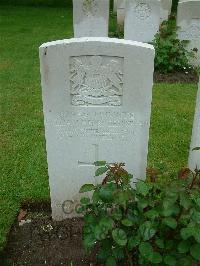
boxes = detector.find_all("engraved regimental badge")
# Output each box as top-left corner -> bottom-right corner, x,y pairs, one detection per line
82,0 -> 98,17
135,3 -> 151,20
70,56 -> 124,106
179,19 -> 200,40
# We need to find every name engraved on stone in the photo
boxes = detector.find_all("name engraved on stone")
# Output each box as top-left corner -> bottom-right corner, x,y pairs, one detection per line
135,3 -> 152,20
62,200 -> 81,214
53,111 -> 145,141
69,55 -> 124,106
82,0 -> 98,17
179,19 -> 200,40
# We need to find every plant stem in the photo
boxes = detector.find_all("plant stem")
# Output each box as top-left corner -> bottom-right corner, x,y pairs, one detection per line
125,248 -> 133,266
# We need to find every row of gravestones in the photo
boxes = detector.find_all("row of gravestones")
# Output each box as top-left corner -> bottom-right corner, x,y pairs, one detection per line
114,0 -> 172,36
74,0 -> 200,66
39,0 -> 200,221
114,0 -> 172,22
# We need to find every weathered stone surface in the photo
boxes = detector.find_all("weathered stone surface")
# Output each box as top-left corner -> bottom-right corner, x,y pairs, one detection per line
117,0 -> 126,26
113,0 -> 117,12
73,0 -> 109,37
39,37 -> 154,220
177,0 -> 200,67
160,0 -> 172,22
124,0 -> 161,42
189,79 -> 200,170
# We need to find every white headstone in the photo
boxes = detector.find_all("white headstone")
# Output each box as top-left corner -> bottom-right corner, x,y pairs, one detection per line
73,0 -> 110,37
177,0 -> 200,67
39,37 -> 154,221
124,0 -> 161,43
113,0 -> 117,12
189,79 -> 200,170
117,0 -> 126,26
160,0 -> 172,22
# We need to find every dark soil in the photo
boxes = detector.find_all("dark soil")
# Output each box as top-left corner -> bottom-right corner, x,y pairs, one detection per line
0,203 -> 101,266
1,201 -> 136,266
154,71 -> 199,84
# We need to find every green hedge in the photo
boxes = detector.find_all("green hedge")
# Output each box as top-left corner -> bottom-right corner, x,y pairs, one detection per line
0,0 -> 179,10
172,0 -> 179,12
0,0 -> 72,7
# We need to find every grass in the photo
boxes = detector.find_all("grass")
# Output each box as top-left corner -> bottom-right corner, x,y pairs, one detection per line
0,6 -> 198,252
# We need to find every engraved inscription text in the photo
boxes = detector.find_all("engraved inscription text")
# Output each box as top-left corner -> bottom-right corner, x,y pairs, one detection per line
54,111 -> 146,141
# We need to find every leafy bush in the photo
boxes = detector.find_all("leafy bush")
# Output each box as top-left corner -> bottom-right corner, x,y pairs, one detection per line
153,20 -> 196,74
77,161 -> 200,266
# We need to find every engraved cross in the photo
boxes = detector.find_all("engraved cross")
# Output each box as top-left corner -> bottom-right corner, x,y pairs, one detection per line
78,144 -> 99,168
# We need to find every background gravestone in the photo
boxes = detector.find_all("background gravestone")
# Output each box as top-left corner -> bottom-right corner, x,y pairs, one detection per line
160,0 -> 172,22
113,0 -> 118,12
73,0 -> 109,37
117,0 -> 126,28
124,0 -> 161,42
39,37 -> 154,221
189,79 -> 200,170
177,0 -> 200,67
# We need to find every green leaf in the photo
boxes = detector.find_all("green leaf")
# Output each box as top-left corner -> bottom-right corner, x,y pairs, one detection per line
112,208 -> 122,221
155,238 -> 165,249
83,233 -> 96,249
99,184 -> 115,202
145,209 -> 159,220
95,166 -> 108,176
84,213 -> 97,224
194,229 -> 200,243
163,196 -> 180,216
97,247 -> 110,261
80,197 -> 90,205
178,240 -> 190,254
139,221 -> 156,241
165,240 -> 174,250
165,187 -> 178,201
112,229 -> 127,246
128,235 -> 140,250
164,255 -> 176,266
94,225 -> 107,240
162,217 -> 177,229
190,244 -> 200,260
150,252 -> 162,264
196,198 -> 200,207
139,242 -> 153,258
191,209 -> 200,222
94,161 -> 107,166
121,218 -> 133,227
99,217 -> 114,230
112,246 -> 124,260
181,226 -> 195,240
180,193 -> 191,210
106,256 -> 116,266
114,191 -> 130,206
136,181 -> 150,196
92,189 -> 100,203
79,184 -> 95,193
178,256 -> 193,266
137,198 -> 148,210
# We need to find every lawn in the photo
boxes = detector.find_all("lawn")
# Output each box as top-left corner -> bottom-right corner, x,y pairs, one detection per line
0,6 -> 198,251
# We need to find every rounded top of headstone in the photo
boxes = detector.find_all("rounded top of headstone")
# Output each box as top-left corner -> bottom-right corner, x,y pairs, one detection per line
40,37 -> 154,51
